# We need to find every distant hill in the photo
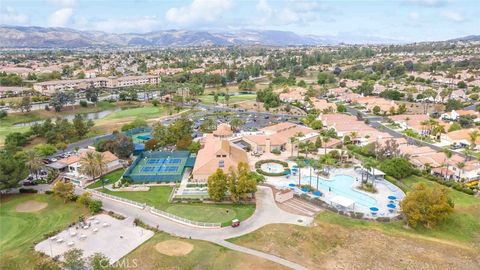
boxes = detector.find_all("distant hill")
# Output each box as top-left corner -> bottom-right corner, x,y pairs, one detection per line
448,35 -> 480,42
0,25 -> 402,48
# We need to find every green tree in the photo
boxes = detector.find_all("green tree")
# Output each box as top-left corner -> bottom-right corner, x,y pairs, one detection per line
88,200 -> 103,214
207,169 -> 228,201
88,253 -> 109,270
62,248 -> 86,270
372,105 -> 381,115
25,150 -> 44,180
0,151 -> 27,189
400,183 -> 454,229
77,192 -> 92,206
53,181 -> 74,203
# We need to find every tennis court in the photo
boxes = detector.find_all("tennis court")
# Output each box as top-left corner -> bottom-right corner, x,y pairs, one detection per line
123,151 -> 196,183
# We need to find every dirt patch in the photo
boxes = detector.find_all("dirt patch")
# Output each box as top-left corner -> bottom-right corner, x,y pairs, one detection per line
232,223 -> 480,270
238,101 -> 306,116
15,200 -> 48,212
155,240 -> 194,256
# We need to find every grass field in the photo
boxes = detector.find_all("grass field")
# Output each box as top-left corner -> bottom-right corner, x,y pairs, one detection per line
100,187 -> 255,225
117,232 -> 287,270
101,106 -> 165,120
86,169 -> 125,189
198,94 -> 256,105
0,194 -> 89,270
229,175 -> 480,269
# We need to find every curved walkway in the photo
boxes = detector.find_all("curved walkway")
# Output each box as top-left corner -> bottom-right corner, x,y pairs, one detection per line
83,186 -> 312,269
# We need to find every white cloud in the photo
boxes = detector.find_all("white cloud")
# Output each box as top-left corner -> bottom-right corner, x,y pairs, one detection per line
47,0 -> 76,7
252,0 -> 330,27
165,0 -> 233,25
0,6 -> 29,25
409,0 -> 447,7
442,11 -> 465,22
48,8 -> 74,27
256,0 -> 272,17
409,12 -> 420,20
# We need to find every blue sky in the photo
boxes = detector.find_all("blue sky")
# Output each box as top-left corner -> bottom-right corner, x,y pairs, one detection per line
1,0 -> 478,41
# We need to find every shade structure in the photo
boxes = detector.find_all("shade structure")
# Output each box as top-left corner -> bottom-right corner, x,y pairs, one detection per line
301,187 -> 309,192
331,196 -> 355,209
313,191 -> 322,196
369,207 -> 379,212
288,183 -> 296,187
387,203 -> 396,209
388,196 -> 397,200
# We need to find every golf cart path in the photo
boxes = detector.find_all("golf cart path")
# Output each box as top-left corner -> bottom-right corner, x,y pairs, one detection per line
85,186 -> 312,270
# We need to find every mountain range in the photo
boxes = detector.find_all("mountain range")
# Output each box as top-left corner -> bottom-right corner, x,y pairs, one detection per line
0,26 -> 404,48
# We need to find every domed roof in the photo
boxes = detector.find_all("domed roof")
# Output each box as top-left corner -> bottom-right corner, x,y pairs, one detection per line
213,123 -> 233,137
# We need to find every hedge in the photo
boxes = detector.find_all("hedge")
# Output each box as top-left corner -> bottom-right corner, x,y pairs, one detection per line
19,188 -> 38,193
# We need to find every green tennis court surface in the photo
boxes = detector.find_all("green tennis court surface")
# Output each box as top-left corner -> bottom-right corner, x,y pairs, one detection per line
124,151 -> 196,183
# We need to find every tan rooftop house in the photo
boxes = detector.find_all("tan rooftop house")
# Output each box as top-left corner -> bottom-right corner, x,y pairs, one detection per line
351,96 -> 398,114
311,98 -> 336,112
241,122 -> 319,154
192,136 -> 248,182
213,123 -> 233,138
389,114 -> 431,132
442,128 -> 480,150
278,87 -> 307,103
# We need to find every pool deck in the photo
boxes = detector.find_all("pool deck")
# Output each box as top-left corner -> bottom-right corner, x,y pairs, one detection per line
265,165 -> 405,218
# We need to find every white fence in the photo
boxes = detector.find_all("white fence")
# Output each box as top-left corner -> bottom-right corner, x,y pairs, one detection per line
88,189 -> 221,228
89,189 -> 146,209
149,207 -> 221,228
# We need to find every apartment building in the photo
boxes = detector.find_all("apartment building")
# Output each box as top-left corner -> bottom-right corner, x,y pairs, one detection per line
33,75 -> 160,95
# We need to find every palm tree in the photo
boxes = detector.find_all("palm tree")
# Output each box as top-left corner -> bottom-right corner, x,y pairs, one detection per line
289,136 -> 298,157
26,151 -> 44,180
80,151 -> 108,188
350,131 -> 358,145
442,148 -> 453,180
362,158 -> 375,185
468,130 -> 479,150
310,160 -> 323,191
322,136 -> 330,155
296,159 -> 306,187
456,162 -> 465,181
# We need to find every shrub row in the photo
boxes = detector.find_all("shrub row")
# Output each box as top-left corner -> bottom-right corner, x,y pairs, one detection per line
422,173 -> 475,195
19,188 -> 37,193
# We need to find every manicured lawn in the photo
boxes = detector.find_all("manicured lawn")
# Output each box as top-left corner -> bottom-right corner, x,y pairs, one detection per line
100,187 -> 255,225
0,194 -> 89,270
118,232 -> 287,270
102,106 -> 165,120
86,169 -> 126,189
198,94 -> 256,105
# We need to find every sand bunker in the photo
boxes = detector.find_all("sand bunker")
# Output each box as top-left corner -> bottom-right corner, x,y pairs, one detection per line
15,200 -> 48,212
155,240 -> 194,256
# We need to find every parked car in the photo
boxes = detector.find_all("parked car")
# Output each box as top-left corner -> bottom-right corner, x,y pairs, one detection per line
231,219 -> 240,228
23,180 -> 38,186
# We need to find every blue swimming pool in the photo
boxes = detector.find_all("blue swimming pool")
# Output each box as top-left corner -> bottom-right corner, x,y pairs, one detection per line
303,174 -> 377,208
